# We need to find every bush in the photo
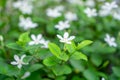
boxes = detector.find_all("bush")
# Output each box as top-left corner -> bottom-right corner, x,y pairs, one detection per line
0,0 -> 120,80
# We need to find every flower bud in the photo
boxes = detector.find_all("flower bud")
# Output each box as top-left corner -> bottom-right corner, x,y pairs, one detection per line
0,35 -> 3,41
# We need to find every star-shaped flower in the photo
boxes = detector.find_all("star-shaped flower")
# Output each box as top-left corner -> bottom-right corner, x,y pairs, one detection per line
57,32 -> 75,44
101,1 -> 118,11
55,21 -> 70,30
19,16 -> 38,30
84,7 -> 97,17
46,8 -> 62,18
29,34 -> 43,45
104,34 -> 117,47
11,55 -> 28,69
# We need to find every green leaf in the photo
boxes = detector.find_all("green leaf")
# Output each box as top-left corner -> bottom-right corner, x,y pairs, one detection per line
48,43 -> 61,58
52,65 -> 72,76
55,76 -> 66,80
6,43 -> 23,50
0,58 -> 19,77
77,40 -> 93,50
43,56 -> 60,66
59,52 -> 69,61
83,69 -> 99,80
91,54 -> 102,66
70,59 -> 86,72
17,32 -> 30,46
65,42 -> 76,53
71,51 -> 88,61
29,64 -> 43,72
112,66 -> 120,77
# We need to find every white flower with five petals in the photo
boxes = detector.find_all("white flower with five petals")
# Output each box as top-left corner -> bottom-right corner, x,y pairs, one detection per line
19,16 -> 38,30
11,55 -> 28,69
55,21 -> 70,30
101,1 -> 118,11
57,32 -> 75,44
104,34 -> 117,47
46,8 -> 62,18
84,7 -> 97,17
29,34 -> 43,45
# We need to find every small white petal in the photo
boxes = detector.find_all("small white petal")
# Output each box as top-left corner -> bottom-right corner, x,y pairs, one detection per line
14,55 -> 20,61
29,41 -> 35,45
11,61 -> 18,65
57,35 -> 63,40
31,34 -> 36,41
64,32 -> 69,38
21,55 -> 26,61
68,36 -> 75,41
17,64 -> 22,69
21,72 -> 31,79
37,34 -> 42,40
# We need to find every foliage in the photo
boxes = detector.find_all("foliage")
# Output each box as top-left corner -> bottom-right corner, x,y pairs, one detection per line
0,0 -> 120,80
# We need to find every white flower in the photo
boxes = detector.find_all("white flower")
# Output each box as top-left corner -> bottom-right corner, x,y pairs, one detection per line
65,12 -> 77,21
29,34 -> 43,45
99,1 -> 118,17
13,0 -> 33,14
101,1 -> 118,11
46,8 -> 62,18
11,55 -> 28,69
104,34 -> 117,47
55,21 -> 70,30
19,16 -> 38,30
0,35 -> 3,41
84,8 -> 97,17
21,71 -> 31,79
57,32 -> 75,44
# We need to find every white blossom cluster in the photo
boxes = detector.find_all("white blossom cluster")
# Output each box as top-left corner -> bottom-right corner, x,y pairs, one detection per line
46,5 -> 78,31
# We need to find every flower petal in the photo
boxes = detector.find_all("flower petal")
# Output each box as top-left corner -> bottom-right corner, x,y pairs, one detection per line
31,34 -> 36,41
14,55 -> 20,61
64,32 -> 69,38
29,41 -> 35,45
21,55 -> 26,61
37,34 -> 42,40
57,35 -> 63,40
17,64 -> 22,69
11,61 -> 18,65
68,36 -> 75,41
